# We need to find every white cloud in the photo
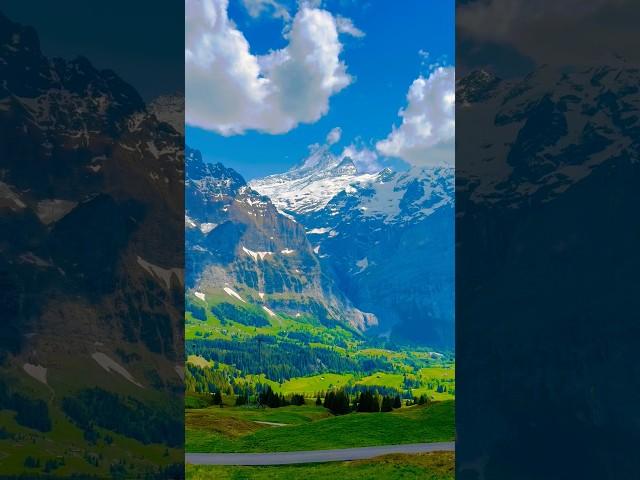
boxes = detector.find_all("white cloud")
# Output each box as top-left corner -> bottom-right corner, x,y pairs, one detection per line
326,127 -> 342,145
376,66 -> 455,166
299,134 -> 381,174
340,144 -> 381,173
335,15 -> 365,38
186,0 -> 355,135
241,0 -> 291,21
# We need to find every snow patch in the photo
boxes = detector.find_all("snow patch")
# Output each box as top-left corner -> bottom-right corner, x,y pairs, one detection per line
194,291 -> 206,302
23,363 -> 47,385
281,248 -> 295,255
224,287 -> 246,303
19,252 -> 53,268
242,246 -> 273,261
36,199 -> 77,225
258,292 -> 265,300
92,352 -> 143,388
0,181 -> 26,210
262,306 -> 276,317
185,215 -> 197,228
137,256 -> 183,289
200,222 -> 218,234
307,227 -> 331,235
355,257 -> 369,274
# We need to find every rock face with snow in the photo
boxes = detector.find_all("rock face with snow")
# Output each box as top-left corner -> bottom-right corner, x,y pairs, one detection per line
0,8 -> 183,426
186,147 -> 377,330
455,65 -> 640,477
250,149 -> 454,348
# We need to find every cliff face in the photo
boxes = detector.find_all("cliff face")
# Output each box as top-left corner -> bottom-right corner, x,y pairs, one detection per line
185,146 -> 377,331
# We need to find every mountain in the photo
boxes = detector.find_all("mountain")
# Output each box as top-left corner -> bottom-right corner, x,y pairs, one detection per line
250,148 -> 454,349
0,11 -> 183,475
455,65 -> 640,478
185,147 -> 377,331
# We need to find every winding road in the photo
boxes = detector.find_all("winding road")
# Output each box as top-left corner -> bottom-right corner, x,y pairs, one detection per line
186,442 -> 455,465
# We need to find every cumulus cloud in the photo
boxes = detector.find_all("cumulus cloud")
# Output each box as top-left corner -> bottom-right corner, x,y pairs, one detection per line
186,0 -> 356,135
326,127 -> 342,145
300,134 -> 381,174
340,144 -> 381,173
376,66 -> 455,167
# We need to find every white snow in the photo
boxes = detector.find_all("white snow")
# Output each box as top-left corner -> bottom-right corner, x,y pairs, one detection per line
23,363 -> 47,385
242,246 -> 273,261
137,256 -> 183,289
19,252 -> 53,268
0,181 -> 26,210
224,287 -> 246,303
313,246 -> 320,254
250,161 -> 378,215
200,222 -> 218,234
36,199 -> 77,225
92,352 -> 143,388
258,292 -> 265,300
262,306 -> 276,317
185,215 -> 197,228
280,248 -> 295,255
194,291 -> 206,302
355,257 -> 369,274
307,227 -> 331,235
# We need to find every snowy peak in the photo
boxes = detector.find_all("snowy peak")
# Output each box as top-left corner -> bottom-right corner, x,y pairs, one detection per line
334,157 -> 358,175
249,147 -> 380,215
148,93 -> 184,134
457,65 -> 640,206
186,147 -> 246,198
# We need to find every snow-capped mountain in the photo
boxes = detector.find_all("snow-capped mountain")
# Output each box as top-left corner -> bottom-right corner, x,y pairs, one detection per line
455,65 -> 640,478
148,93 -> 185,134
251,150 -> 455,348
0,8 -> 184,412
185,147 -> 377,331
249,147 -> 381,215
457,65 -> 640,206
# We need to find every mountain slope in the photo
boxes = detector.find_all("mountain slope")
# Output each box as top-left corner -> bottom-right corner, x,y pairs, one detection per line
0,11 -> 183,476
185,147 -> 377,331
456,66 -> 640,478
250,150 -> 454,348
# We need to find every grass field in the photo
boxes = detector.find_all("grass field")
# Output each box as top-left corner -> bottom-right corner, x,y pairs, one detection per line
277,373 -> 355,395
186,452 -> 454,480
186,401 -> 454,453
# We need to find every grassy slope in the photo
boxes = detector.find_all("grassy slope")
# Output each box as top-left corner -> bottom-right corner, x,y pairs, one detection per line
186,401 -> 454,453
186,452 -> 454,480
0,358 -> 182,478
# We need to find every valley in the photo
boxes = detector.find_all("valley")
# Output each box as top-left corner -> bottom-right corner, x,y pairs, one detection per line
184,142 -> 454,478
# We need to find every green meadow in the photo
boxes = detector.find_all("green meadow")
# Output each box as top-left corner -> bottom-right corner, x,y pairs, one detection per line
186,401 -> 454,453
186,452 -> 455,480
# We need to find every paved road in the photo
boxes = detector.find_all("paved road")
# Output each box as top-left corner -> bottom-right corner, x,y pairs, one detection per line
186,442 -> 455,465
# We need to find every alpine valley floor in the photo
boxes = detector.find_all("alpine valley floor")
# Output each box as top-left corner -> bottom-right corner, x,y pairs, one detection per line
185,289 -> 455,478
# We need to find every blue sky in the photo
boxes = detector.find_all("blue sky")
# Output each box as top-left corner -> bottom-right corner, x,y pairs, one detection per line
186,0 -> 454,180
